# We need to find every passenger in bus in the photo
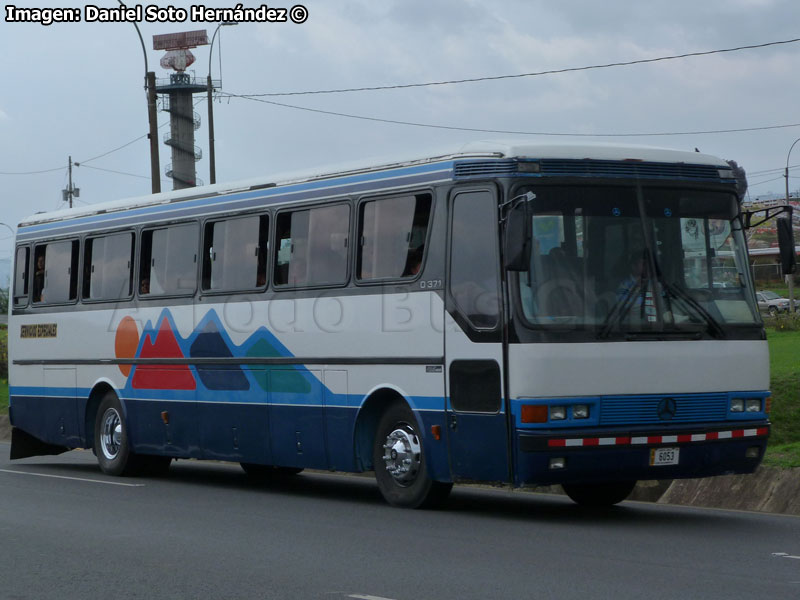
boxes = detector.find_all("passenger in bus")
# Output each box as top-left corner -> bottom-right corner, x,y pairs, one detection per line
140,278 -> 150,295
33,254 -> 45,302
403,246 -> 424,277
616,254 -> 647,300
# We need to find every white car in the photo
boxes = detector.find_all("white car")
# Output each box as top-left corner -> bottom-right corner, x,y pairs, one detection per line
756,291 -> 795,315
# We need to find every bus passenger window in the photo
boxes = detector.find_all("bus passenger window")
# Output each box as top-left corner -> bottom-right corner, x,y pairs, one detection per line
33,240 -> 79,304
13,246 -> 30,307
202,215 -> 269,292
139,223 -> 198,296
274,204 -> 350,287
358,193 -> 431,280
83,233 -> 135,301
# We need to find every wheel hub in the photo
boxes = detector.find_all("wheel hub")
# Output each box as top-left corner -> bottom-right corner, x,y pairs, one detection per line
382,426 -> 421,486
100,408 -> 122,460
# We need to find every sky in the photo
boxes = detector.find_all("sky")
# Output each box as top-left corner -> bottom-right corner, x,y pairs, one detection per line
2,0 -> 800,269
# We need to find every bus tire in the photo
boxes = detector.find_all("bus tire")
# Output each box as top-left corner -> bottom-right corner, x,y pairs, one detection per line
373,401 -> 452,508
94,392 -> 139,476
562,481 -> 637,507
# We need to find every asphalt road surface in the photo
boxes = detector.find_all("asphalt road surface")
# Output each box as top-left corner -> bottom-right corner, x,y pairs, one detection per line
1,443 -> 799,600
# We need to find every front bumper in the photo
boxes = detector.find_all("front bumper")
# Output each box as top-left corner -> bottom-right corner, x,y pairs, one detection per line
515,423 -> 768,486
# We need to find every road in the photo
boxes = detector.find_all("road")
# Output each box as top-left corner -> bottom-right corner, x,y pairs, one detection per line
1,442 -> 799,600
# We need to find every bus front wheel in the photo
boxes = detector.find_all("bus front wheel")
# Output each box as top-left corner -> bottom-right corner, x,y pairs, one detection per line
372,402 -> 452,508
562,481 -> 637,507
94,393 -> 138,476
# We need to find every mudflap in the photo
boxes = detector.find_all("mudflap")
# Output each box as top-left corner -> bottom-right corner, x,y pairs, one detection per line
10,427 -> 71,460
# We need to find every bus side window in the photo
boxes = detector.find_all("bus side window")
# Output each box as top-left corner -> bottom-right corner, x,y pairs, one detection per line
83,232 -> 135,301
450,191 -> 500,329
139,224 -> 198,296
202,215 -> 269,292
13,246 -> 30,307
274,204 -> 350,288
33,240 -> 79,304
357,193 -> 431,280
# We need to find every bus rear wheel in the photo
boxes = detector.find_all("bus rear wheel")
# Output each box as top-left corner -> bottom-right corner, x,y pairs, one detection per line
562,481 -> 637,507
372,402 -> 452,508
94,392 -> 139,476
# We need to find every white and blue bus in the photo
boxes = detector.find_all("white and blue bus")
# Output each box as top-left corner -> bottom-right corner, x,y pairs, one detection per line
7,142 -> 788,507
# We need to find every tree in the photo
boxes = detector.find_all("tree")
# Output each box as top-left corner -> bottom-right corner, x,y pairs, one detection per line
726,159 -> 748,200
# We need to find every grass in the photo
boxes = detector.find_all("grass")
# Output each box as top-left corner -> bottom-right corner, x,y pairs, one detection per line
762,328 -> 800,467
762,442 -> 800,469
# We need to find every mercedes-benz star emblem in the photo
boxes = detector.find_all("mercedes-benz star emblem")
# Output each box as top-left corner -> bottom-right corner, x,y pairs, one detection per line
658,398 -> 677,421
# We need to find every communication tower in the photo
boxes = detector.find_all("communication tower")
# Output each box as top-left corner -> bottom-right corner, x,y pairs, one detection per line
153,30 -> 212,190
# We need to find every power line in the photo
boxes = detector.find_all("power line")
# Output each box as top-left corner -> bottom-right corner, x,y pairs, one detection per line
223,92 -> 800,138
246,37 -> 800,97
79,134 -> 148,165
749,175 -> 791,188
0,111 -> 175,177
748,163 -> 800,176
78,164 -> 152,180
0,166 -> 65,176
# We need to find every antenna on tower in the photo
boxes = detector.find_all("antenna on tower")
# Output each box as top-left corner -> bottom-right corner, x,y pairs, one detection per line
153,30 -> 209,191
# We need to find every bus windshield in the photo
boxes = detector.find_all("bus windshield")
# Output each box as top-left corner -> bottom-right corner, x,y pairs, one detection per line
513,185 -> 760,335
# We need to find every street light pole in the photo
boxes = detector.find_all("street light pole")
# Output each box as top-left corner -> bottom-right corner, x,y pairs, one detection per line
119,0 -> 161,194
784,137 -> 800,309
207,22 -> 237,185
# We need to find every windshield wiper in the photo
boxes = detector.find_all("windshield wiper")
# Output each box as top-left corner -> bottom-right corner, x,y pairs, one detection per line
660,280 -> 725,339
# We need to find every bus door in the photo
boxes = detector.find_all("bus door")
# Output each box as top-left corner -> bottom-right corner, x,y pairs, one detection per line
444,187 -> 509,483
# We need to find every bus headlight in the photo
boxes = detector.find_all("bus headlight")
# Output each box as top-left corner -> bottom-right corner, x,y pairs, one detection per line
572,405 -> 590,419
745,399 -> 762,412
550,406 -> 567,421
730,399 -> 745,413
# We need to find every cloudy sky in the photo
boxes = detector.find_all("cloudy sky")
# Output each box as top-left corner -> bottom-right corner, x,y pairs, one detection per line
2,0 -> 800,265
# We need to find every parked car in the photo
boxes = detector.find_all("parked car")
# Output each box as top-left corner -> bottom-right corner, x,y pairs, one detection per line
756,291 -> 797,315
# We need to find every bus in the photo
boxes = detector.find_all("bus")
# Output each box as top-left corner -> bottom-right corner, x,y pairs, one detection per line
7,142 -> 790,508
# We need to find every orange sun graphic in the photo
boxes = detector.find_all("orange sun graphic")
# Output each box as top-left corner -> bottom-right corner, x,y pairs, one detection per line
114,316 -> 140,377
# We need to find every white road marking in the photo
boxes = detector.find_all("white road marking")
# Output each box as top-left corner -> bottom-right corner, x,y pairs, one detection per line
0,468 -> 145,487
348,595 -> 399,600
772,552 -> 800,560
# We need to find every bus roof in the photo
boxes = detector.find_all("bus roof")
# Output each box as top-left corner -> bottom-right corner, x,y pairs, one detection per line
18,141 -> 729,228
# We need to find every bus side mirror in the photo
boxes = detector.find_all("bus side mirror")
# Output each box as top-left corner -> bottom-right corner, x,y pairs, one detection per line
777,218 -> 796,275
504,204 -> 530,271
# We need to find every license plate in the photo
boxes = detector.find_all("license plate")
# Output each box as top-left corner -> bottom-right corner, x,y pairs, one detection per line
650,447 -> 680,466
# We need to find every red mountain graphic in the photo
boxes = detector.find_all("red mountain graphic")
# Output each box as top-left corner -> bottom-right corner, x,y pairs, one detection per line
131,318 -> 196,390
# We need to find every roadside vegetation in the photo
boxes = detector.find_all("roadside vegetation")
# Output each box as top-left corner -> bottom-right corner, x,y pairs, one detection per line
762,327 -> 800,467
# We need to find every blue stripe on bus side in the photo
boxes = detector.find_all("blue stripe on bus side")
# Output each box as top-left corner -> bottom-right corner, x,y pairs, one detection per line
10,387 -> 446,411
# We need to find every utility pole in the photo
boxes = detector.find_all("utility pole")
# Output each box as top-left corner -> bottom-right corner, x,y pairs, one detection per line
62,156 -> 80,208
146,72 -> 161,194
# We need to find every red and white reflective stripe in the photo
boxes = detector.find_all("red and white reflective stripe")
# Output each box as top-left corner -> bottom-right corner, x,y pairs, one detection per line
547,427 -> 768,448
